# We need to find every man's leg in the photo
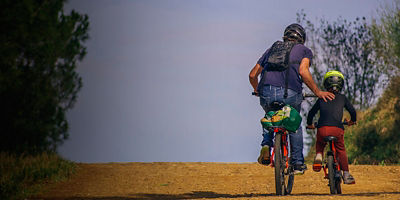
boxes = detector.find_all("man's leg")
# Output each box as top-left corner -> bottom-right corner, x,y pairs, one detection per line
289,127 -> 305,173
258,128 -> 273,165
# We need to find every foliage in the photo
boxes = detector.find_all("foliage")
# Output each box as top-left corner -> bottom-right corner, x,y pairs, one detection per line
0,0 -> 89,153
371,0 -> 400,73
297,11 -> 387,110
345,77 -> 400,164
0,152 -> 76,200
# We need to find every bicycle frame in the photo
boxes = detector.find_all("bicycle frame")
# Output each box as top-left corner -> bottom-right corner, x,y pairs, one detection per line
270,127 -> 289,168
322,140 -> 341,178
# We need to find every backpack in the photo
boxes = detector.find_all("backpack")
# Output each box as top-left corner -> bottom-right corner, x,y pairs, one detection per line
258,41 -> 297,98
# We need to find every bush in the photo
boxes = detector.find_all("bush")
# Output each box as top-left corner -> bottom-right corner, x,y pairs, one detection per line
0,152 -> 75,200
345,76 -> 400,164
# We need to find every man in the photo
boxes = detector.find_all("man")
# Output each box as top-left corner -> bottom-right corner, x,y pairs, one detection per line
249,23 -> 334,175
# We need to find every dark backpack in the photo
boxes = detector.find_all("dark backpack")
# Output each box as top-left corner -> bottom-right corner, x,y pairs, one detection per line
258,41 -> 297,98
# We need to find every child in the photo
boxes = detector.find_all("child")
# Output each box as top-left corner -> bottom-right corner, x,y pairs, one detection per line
306,70 -> 357,184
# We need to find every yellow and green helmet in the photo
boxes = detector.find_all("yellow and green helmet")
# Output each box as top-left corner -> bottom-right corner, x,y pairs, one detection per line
323,70 -> 344,91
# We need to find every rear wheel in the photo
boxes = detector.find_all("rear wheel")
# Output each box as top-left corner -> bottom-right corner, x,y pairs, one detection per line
274,135 -> 284,195
284,166 -> 294,194
328,155 -> 337,194
335,169 -> 342,194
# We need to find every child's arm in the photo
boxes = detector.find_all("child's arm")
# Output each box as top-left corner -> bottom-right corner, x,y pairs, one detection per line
307,100 -> 320,125
344,96 -> 357,122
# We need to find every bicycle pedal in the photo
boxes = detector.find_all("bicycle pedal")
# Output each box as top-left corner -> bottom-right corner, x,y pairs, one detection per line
312,164 -> 322,172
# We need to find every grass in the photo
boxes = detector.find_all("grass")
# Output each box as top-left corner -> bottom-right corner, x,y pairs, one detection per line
0,152 -> 76,200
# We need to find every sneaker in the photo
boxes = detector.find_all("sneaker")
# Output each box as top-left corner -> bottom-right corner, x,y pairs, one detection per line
343,172 -> 356,184
257,145 -> 270,165
312,154 -> 323,172
293,164 -> 307,175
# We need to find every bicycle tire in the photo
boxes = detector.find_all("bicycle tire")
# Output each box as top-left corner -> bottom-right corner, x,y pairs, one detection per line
327,155 -> 337,194
284,166 -> 294,194
335,170 -> 342,194
274,134 -> 285,195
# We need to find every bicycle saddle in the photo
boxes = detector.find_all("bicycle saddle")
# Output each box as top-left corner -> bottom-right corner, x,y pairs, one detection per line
324,136 -> 338,142
269,101 -> 286,111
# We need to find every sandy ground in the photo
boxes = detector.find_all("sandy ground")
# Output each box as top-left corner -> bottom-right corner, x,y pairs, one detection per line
34,162 -> 400,200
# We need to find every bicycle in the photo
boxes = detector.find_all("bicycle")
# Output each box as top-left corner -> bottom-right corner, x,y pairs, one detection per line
307,121 -> 351,194
253,92 -> 313,195
264,101 -> 294,195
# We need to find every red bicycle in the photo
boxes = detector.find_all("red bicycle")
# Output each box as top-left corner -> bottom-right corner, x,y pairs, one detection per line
307,121 -> 352,194
263,101 -> 294,195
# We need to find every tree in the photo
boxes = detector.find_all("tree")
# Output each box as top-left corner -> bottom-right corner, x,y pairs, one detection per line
371,0 -> 400,74
0,0 -> 89,154
297,11 -> 387,110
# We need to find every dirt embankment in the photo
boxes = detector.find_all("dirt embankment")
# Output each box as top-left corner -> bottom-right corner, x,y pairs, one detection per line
34,162 -> 400,200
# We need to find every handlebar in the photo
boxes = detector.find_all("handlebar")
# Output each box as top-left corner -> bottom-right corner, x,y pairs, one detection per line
252,92 -> 318,97
303,93 -> 317,98
306,120 -> 355,129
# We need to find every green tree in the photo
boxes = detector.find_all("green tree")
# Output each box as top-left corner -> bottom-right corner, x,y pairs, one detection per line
371,0 -> 400,73
0,0 -> 89,154
297,12 -> 387,110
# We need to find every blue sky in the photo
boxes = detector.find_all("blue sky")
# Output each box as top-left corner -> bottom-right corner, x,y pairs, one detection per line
61,0 -> 386,163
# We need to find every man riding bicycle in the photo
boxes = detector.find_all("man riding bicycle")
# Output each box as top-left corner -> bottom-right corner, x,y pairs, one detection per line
249,23 -> 334,175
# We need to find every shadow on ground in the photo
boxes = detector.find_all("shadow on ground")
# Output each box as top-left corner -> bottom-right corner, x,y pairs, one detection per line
34,191 -> 400,200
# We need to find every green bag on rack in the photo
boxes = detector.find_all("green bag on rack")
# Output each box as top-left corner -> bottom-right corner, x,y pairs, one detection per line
281,105 -> 302,132
260,105 -> 302,132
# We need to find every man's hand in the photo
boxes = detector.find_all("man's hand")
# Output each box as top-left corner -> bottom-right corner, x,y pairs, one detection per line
252,91 -> 259,97
306,124 -> 316,129
316,91 -> 335,102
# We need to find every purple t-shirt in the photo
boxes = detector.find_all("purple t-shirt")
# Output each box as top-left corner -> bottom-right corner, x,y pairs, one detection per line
257,43 -> 313,93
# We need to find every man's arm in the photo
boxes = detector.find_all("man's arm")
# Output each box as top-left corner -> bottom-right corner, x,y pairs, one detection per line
299,58 -> 335,102
249,63 -> 263,95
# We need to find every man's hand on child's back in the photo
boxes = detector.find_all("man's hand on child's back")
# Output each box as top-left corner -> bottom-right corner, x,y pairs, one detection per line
317,91 -> 335,102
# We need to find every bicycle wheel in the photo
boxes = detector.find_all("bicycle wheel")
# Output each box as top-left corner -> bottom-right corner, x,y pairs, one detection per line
274,134 -> 285,195
284,166 -> 294,194
327,155 -> 337,194
335,170 -> 342,194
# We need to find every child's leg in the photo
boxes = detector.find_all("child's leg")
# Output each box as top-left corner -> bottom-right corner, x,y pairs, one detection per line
316,127 -> 328,155
313,127 -> 327,172
333,128 -> 349,171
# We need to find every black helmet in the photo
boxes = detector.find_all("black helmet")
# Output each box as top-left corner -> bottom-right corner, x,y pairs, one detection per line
323,70 -> 344,92
284,23 -> 306,44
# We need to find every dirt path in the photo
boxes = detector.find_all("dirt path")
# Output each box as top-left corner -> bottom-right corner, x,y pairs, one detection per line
35,163 -> 400,200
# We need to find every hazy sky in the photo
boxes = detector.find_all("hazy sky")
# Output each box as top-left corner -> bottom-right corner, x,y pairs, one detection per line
61,0 -> 386,163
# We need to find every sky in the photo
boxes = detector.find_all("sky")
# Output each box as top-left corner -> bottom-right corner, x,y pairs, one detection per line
61,0 -> 386,163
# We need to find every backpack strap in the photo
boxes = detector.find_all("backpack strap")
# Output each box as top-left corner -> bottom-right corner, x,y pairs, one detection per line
284,68 -> 290,99
283,42 -> 297,99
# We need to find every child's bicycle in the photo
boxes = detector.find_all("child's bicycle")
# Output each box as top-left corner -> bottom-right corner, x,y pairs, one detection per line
307,121 -> 351,194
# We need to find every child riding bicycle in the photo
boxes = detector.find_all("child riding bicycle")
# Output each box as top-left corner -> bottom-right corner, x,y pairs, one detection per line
306,70 -> 357,184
